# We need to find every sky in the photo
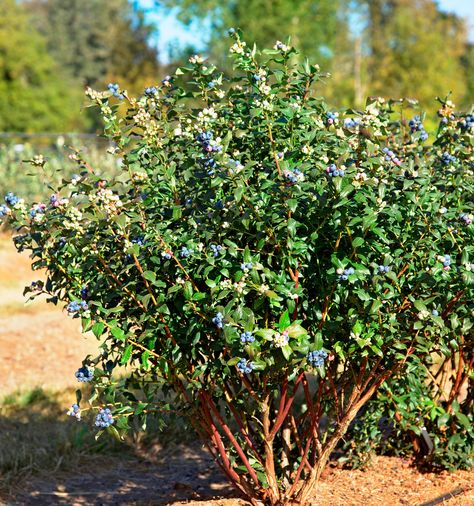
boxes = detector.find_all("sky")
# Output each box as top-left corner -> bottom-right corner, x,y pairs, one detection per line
139,0 -> 474,62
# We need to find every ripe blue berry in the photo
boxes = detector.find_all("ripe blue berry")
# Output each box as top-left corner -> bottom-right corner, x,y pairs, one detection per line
95,408 -> 114,428
237,358 -> 254,374
0,204 -> 10,217
67,403 -> 81,421
75,366 -> 94,382
4,192 -> 19,206
212,312 -> 224,329
240,331 -> 255,344
307,349 -> 328,367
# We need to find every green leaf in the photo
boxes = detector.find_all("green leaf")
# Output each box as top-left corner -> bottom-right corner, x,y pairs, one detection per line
111,326 -> 126,342
121,344 -> 133,364
281,344 -> 293,361
92,322 -> 105,338
286,324 -> 307,338
278,310 -> 291,330
143,270 -> 156,283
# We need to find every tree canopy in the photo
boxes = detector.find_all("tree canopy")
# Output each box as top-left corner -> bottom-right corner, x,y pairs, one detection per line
0,0 -> 85,132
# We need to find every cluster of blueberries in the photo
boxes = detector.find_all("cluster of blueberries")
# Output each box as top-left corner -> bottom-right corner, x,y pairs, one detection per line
441,254 -> 451,270
441,152 -> 457,165
344,118 -> 359,129
162,250 -> 172,260
5,192 -> 19,206
212,311 -> 224,329
30,203 -> 46,218
132,236 -> 146,247
197,131 -> 221,176
67,403 -> 81,421
95,408 -> 114,428
326,164 -> 345,177
377,265 -> 390,274
144,86 -> 158,96
284,168 -> 303,183
240,262 -> 253,271
382,147 -> 402,166
75,366 -> 94,382
210,244 -> 223,257
325,112 -> 338,125
67,300 -> 89,313
337,267 -> 355,281
307,349 -> 328,368
240,331 -> 255,344
0,204 -> 9,217
460,213 -> 473,225
80,285 -> 89,300
180,246 -> 194,258
408,116 -> 429,142
237,358 -> 254,374
458,114 -> 474,131
107,83 -> 123,99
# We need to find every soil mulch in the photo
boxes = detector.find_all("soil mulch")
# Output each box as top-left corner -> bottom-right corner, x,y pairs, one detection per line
4,452 -> 473,506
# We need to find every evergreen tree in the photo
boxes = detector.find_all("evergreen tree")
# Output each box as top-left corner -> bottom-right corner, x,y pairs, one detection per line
26,0 -> 162,93
0,0 -> 85,132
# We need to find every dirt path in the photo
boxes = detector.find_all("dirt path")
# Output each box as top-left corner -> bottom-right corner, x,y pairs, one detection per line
5,454 -> 474,506
0,236 -> 100,395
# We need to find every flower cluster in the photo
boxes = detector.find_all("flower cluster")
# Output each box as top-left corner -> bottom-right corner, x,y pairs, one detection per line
75,366 -> 94,382
382,147 -> 402,166
29,203 -> 46,223
273,40 -> 289,52
212,312 -> 224,329
326,163 -> 345,177
273,331 -> 289,348
237,358 -> 254,374
408,115 -> 429,142
95,408 -> 114,428
240,331 -> 255,344
307,350 -> 328,368
67,403 -> 81,421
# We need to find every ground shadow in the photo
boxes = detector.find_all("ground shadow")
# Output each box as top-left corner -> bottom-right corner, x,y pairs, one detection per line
0,389 -> 242,506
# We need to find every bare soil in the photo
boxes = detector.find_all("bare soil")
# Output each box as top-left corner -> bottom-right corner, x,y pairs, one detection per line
0,236 -> 473,506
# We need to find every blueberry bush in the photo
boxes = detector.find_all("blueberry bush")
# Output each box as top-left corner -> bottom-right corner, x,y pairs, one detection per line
2,31 -> 473,505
